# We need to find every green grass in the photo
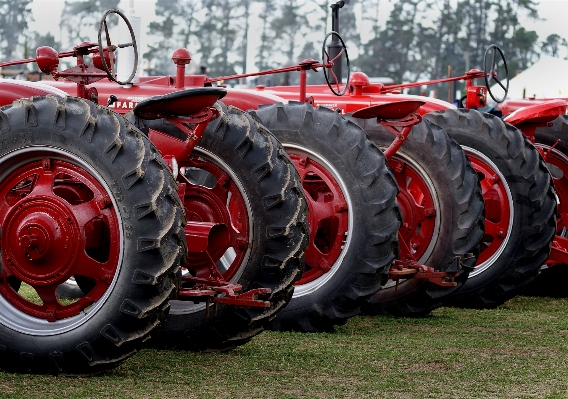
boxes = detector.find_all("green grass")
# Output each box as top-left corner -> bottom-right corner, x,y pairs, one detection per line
1,296 -> 568,399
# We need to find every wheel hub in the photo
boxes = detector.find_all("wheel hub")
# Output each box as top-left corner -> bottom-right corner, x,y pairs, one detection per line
5,197 -> 78,285
0,154 -> 121,324
289,153 -> 349,285
389,158 -> 437,261
179,151 -> 251,282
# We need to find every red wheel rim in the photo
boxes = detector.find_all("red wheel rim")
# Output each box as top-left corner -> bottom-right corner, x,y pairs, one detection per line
535,144 -> 568,235
289,153 -> 349,285
178,150 -> 250,281
388,158 -> 437,261
0,157 -> 120,322
466,150 -> 512,270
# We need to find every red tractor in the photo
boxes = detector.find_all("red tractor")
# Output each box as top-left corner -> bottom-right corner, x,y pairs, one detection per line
0,10 -> 310,374
37,4 -> 488,330
43,6 -> 490,331
246,4 -> 559,313
490,94 -> 568,295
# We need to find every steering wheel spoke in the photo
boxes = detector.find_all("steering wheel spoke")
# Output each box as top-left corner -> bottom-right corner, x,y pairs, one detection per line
494,76 -> 507,92
330,47 -> 346,64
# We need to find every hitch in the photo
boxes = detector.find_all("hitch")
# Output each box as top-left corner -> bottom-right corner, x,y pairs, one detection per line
389,254 -> 474,289
178,278 -> 271,314
176,221 -> 271,312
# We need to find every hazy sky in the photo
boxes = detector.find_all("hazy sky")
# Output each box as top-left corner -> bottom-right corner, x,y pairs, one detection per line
26,0 -> 568,72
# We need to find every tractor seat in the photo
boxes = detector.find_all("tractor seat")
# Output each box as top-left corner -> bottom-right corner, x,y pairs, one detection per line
352,100 -> 425,120
133,87 -> 227,120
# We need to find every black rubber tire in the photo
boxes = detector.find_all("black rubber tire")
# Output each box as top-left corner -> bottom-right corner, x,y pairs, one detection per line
346,116 -> 485,316
126,102 -> 308,350
0,95 -> 185,375
249,102 -> 401,331
522,266 -> 568,297
521,114 -> 568,297
424,108 -> 557,308
533,114 -> 568,239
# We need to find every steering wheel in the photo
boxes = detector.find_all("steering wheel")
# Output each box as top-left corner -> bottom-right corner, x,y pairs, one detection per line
322,31 -> 351,96
98,9 -> 138,85
484,44 -> 509,103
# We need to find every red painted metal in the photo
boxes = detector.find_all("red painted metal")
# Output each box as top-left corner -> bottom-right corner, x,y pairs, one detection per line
0,158 -> 119,321
352,102 -> 425,160
467,155 -> 511,265
148,111 -> 217,162
184,222 -> 230,254
171,48 -> 191,89
35,46 -> 60,75
178,222 -> 269,308
548,236 -> 568,265
178,280 -> 270,309
0,37 -> 278,312
389,158 -> 437,262
504,100 -> 568,127
533,141 -> 568,266
179,152 -> 250,284
0,80 -> 68,105
298,59 -> 319,102
500,101 -> 568,267
389,260 -> 458,288
538,144 -> 568,236
464,69 -> 487,109
501,98 -> 559,116
289,153 -> 349,285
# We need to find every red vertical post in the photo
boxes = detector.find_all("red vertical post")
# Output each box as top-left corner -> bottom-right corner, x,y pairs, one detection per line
172,48 -> 192,89
300,69 -> 307,102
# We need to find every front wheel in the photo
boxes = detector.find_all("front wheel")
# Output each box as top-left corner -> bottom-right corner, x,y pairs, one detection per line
424,109 -> 557,308
0,95 -> 185,374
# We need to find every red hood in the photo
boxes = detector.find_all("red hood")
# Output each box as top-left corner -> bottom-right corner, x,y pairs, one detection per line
42,77 -> 454,116
45,77 -> 289,114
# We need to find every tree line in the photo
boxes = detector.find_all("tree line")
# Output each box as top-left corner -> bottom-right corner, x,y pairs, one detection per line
1,0 -> 566,100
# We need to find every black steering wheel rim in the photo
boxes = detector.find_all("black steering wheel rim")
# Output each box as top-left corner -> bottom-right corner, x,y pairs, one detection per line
484,44 -> 509,103
97,9 -> 138,85
322,31 -> 351,96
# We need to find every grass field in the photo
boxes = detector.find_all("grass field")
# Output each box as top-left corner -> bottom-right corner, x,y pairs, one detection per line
0,295 -> 567,399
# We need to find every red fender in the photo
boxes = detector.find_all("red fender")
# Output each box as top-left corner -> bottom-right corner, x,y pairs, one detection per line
0,79 -> 67,107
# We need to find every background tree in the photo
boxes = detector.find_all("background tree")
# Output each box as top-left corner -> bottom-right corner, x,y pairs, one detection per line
60,0 -> 120,46
357,0 -> 429,82
2,0 -> 554,91
254,0 -> 277,85
143,0 -> 202,75
541,34 -> 568,58
0,0 -> 33,60
202,0 -> 241,77
145,0 -> 247,77
271,0 -> 310,84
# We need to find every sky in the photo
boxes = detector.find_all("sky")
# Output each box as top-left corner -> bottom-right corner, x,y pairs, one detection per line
25,0 -> 568,74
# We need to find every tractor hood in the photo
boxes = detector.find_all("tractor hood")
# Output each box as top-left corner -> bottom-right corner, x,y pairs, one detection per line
43,77 -> 289,115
